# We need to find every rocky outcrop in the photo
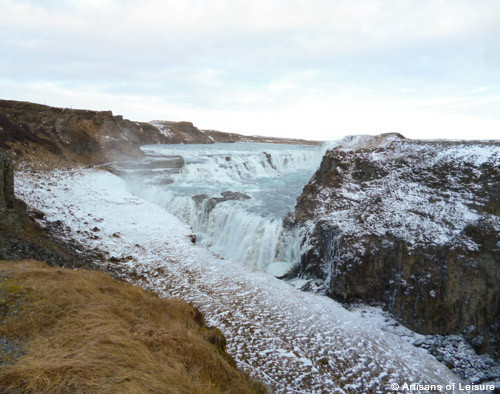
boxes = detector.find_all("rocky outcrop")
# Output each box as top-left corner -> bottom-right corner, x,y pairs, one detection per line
150,120 -> 215,144
288,134 -> 500,357
0,99 -> 177,168
193,191 -> 251,214
202,129 -> 244,143
0,151 -> 14,212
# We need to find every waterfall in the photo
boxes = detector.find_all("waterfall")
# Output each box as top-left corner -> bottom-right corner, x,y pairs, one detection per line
124,142 -> 325,272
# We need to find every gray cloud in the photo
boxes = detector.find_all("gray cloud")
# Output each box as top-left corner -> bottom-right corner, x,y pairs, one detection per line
1,0 -> 499,139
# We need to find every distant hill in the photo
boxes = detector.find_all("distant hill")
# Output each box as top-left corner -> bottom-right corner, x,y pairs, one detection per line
202,128 -> 321,146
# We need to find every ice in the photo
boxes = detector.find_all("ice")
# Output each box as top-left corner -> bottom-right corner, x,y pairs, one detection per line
266,261 -> 294,277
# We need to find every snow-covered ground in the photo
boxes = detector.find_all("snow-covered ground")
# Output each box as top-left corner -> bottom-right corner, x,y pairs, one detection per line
308,135 -> 500,250
15,169 -> 468,393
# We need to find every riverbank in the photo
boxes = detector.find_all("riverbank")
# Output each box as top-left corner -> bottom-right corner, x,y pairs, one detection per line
13,168 -> 463,392
0,259 -> 264,393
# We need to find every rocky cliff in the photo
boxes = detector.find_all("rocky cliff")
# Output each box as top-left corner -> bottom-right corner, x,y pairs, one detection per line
0,99 -> 177,168
0,151 -> 14,212
288,133 -> 500,357
0,99 -> 320,168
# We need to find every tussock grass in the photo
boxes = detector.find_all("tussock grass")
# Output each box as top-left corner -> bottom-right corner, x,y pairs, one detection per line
0,260 -> 265,393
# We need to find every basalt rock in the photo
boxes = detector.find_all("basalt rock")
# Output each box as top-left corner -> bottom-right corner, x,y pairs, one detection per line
193,191 -> 251,214
289,134 -> 500,357
0,100 -> 213,168
0,99 -> 174,168
0,151 -> 14,212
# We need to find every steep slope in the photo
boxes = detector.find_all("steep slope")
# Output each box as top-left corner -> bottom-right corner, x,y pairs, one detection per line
1,150 -> 265,393
0,260 -> 264,394
288,133 -> 500,357
0,150 -> 97,267
0,99 -> 173,168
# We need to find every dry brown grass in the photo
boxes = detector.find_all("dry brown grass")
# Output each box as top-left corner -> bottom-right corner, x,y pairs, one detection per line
0,260 -> 266,393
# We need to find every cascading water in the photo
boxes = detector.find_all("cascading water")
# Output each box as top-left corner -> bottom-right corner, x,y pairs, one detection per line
122,142 -> 325,274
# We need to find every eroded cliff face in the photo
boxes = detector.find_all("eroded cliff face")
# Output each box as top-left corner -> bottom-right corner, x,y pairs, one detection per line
0,100 -> 224,168
150,120 -> 215,144
289,133 -> 500,357
0,99 -> 177,168
0,151 -> 14,212
0,99 -> 322,168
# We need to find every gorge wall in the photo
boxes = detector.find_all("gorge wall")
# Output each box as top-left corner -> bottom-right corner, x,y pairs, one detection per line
0,99 -> 320,169
0,99 -> 177,168
288,134 -> 500,357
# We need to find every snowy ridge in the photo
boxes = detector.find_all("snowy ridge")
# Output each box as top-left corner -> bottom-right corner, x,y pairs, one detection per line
327,133 -> 406,151
301,135 -> 500,249
290,134 -> 500,380
15,169 -> 464,393
149,120 -> 174,138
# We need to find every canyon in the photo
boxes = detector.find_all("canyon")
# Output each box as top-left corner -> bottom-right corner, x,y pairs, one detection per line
1,99 -> 499,390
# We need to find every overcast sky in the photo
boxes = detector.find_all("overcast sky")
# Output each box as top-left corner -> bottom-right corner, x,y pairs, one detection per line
1,0 -> 499,140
